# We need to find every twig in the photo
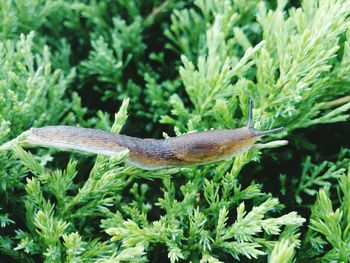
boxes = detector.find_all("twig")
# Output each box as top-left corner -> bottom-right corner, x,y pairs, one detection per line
145,0 -> 170,25
321,95 -> 350,109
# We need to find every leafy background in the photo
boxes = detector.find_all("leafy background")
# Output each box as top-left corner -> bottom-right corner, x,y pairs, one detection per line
0,0 -> 349,262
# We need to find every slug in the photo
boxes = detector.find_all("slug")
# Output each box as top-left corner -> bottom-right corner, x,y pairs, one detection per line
1,99 -> 283,170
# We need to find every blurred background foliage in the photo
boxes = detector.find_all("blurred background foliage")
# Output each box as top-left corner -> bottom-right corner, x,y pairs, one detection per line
0,0 -> 349,262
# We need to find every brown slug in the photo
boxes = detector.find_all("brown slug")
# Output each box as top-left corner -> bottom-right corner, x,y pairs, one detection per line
1,99 -> 283,170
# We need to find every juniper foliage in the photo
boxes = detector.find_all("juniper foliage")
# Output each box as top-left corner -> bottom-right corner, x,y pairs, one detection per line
0,0 -> 349,262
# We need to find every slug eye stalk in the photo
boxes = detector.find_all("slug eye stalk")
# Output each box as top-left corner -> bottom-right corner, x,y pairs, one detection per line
246,98 -> 284,137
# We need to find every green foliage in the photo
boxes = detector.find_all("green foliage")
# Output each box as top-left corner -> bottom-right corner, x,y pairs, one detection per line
301,164 -> 350,262
0,0 -> 66,40
294,149 -> 350,204
80,17 -> 144,88
0,32 -> 75,137
269,239 -> 295,263
104,178 -> 304,262
0,30 -> 79,215
0,0 -> 349,262
165,0 -> 350,135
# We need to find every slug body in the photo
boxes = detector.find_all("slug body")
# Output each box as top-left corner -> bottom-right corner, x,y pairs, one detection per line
4,99 -> 284,170
28,126 -> 258,170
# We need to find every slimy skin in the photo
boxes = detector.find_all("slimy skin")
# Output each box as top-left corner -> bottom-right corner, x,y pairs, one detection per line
1,99 -> 284,170
28,126 -> 259,169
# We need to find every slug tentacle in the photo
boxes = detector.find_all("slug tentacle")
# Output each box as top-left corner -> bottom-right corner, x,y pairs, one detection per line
0,99 -> 285,170
250,127 -> 284,137
246,97 -> 284,137
247,97 -> 254,128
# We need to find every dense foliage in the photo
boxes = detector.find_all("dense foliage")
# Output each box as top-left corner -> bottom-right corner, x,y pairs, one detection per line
0,0 -> 349,262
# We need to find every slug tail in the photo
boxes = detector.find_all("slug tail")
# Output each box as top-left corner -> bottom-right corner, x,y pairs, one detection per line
0,141 -> 13,151
0,130 -> 31,151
